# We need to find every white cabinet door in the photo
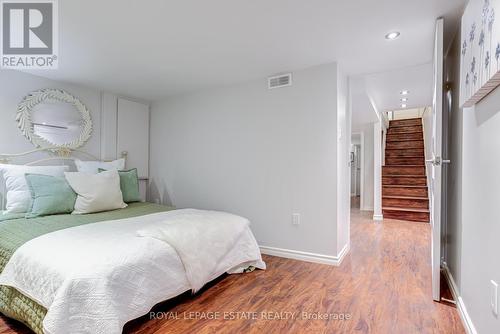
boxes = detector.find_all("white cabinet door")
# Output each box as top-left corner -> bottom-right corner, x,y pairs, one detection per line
117,98 -> 149,178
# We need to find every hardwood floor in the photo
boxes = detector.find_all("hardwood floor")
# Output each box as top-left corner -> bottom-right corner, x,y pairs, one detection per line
0,208 -> 464,334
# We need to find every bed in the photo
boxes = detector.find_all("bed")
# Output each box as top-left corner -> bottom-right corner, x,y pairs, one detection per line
0,202 -> 170,333
0,151 -> 265,334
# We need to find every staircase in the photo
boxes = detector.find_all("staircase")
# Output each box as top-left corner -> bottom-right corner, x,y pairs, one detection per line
382,118 -> 429,222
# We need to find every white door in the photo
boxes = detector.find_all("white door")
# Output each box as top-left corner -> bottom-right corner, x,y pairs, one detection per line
429,18 -> 444,301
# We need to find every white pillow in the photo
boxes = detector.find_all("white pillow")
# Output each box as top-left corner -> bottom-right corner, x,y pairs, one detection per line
0,164 -> 68,213
74,158 -> 125,174
65,170 -> 127,214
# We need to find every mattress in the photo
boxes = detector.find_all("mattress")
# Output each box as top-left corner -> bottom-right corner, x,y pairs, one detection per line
0,202 -> 174,333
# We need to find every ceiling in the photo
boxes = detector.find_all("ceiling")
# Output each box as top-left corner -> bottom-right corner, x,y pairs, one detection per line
16,0 -> 466,101
364,63 -> 434,113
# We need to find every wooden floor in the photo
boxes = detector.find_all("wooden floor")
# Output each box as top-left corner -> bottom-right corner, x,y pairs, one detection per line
0,206 -> 464,334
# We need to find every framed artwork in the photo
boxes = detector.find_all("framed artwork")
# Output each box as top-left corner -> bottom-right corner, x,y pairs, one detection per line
460,0 -> 500,107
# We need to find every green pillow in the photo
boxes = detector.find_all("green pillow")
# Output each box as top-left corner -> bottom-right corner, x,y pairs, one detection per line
98,168 -> 141,203
25,174 -> 77,218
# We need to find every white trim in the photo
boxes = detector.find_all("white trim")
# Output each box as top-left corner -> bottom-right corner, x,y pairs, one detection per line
260,243 -> 350,266
373,121 -> 383,220
361,206 -> 374,211
442,263 -> 478,334
336,243 -> 350,265
359,132 -> 364,210
373,214 -> 383,221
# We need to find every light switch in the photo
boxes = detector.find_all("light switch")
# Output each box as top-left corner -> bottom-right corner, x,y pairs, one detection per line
292,213 -> 300,225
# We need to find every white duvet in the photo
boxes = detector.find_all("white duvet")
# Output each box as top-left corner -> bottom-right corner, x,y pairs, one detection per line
0,209 -> 265,334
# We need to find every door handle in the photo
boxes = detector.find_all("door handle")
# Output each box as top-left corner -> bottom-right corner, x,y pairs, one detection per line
426,158 -> 438,166
425,157 -> 451,166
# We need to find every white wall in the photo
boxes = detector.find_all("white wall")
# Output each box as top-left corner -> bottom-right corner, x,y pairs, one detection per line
149,63 -> 347,257
445,31 -> 463,291
337,72 -> 350,254
392,108 -> 425,120
446,25 -> 500,333
458,93 -> 500,334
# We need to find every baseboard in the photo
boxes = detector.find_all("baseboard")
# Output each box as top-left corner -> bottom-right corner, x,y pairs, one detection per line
260,243 -> 350,266
442,263 -> 478,334
373,214 -> 383,221
361,206 -> 373,211
336,243 -> 350,265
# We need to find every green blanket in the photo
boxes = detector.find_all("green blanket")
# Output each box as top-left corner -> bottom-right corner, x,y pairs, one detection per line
0,202 -> 174,333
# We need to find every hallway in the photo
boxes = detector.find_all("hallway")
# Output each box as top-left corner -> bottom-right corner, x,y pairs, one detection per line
345,207 -> 464,333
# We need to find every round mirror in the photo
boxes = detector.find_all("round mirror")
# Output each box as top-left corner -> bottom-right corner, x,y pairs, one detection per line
16,89 -> 92,149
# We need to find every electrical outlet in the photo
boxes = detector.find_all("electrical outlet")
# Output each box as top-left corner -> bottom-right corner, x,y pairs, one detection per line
292,213 -> 300,225
491,280 -> 498,316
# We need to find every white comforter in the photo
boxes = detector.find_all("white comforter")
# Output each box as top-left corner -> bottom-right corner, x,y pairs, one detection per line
0,209 -> 265,334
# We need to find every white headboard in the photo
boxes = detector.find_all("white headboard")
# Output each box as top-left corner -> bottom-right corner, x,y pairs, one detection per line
0,148 -> 128,211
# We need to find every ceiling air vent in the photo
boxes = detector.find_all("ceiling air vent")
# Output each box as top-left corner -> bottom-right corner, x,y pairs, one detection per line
268,73 -> 292,89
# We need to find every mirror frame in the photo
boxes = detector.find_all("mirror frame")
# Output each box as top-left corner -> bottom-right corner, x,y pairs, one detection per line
16,89 -> 93,149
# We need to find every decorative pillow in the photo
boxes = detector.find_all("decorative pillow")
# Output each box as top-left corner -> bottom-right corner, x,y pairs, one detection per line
64,170 -> 127,214
25,174 -> 77,218
0,164 -> 68,213
74,158 -> 125,174
98,168 -> 141,203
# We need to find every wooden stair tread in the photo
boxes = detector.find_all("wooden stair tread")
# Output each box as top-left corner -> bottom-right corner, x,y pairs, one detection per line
388,125 -> 422,129
386,140 -> 423,143
383,185 -> 427,188
388,124 -> 422,128
385,147 -> 424,150
390,117 -> 422,121
385,155 -> 424,158
383,174 -> 426,178
389,118 -> 422,126
386,139 -> 423,143
382,206 -> 430,213
387,131 -> 423,135
383,195 -> 428,200
384,165 -> 425,167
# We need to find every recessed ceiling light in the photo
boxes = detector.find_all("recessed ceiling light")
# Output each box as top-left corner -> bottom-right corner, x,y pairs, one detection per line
401,98 -> 408,102
400,90 -> 409,95
401,104 -> 407,108
385,32 -> 400,40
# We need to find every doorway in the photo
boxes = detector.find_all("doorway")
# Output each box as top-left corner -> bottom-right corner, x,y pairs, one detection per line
350,133 -> 363,210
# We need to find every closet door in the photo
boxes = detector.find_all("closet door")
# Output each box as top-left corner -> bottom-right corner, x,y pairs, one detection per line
117,98 -> 149,178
